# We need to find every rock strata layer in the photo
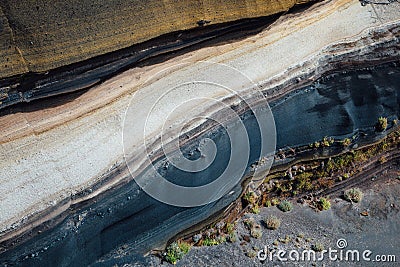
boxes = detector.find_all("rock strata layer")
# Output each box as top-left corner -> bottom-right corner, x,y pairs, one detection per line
0,0 -> 307,79
0,0 -> 399,265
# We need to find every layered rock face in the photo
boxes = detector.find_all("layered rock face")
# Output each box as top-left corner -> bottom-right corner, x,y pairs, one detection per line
0,0 -> 306,79
0,0 -> 399,265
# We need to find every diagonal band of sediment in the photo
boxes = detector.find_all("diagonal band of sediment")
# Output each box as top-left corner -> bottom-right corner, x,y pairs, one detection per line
0,0 -> 399,265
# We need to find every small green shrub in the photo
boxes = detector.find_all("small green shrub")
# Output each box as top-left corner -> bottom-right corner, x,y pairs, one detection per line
344,188 -> 363,203
379,156 -> 387,164
243,191 -> 257,205
376,117 -> 388,132
165,241 -> 191,264
279,235 -> 291,244
322,136 -> 334,147
246,249 -> 257,258
202,237 -> 220,246
225,223 -> 235,235
318,197 -> 331,210
243,218 -> 255,229
312,242 -> 324,252
264,215 -> 281,230
342,138 -> 351,147
295,172 -> 313,191
278,200 -> 293,212
250,225 -> 263,239
227,232 -> 237,243
250,204 -> 260,214
271,198 -> 280,206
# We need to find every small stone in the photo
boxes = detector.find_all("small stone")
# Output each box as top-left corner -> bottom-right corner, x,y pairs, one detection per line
242,235 -> 251,242
360,211 -> 369,216
193,234 -> 202,243
215,221 -> 225,230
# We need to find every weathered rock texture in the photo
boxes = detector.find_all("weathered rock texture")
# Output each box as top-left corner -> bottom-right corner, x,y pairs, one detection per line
0,0 -> 308,78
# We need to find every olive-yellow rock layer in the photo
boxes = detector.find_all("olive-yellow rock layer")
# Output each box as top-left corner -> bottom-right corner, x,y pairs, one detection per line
0,0 -> 307,78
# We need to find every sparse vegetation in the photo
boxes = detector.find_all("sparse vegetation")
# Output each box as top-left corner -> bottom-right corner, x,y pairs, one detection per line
264,129 -> 399,200
379,155 -> 387,164
322,136 -> 335,147
376,116 -> 388,132
225,223 -> 235,235
309,137 -> 334,148
250,204 -> 260,214
264,200 -> 272,207
318,197 -> 331,210
243,191 -> 257,205
202,237 -> 221,246
344,188 -> 363,203
312,242 -> 324,252
227,232 -> 237,243
243,218 -> 255,229
271,198 -> 280,206
342,138 -> 351,147
250,224 -> 263,239
264,215 -> 281,230
164,241 -> 191,264
277,200 -> 293,212
294,172 -> 313,191
246,249 -> 257,258
279,235 -> 291,244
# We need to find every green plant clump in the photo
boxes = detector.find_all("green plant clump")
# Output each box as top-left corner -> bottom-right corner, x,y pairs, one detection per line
250,204 -> 260,214
342,138 -> 351,147
312,242 -> 324,252
344,188 -> 363,203
243,191 -> 257,205
376,117 -> 388,132
250,225 -> 263,239
318,197 -> 331,210
164,241 -> 191,264
264,215 -> 281,230
202,237 -> 221,246
277,200 -> 293,212
322,136 -> 334,147
225,223 -> 235,235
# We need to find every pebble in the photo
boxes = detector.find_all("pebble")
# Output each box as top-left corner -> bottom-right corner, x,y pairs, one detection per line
193,234 -> 202,243
215,221 -> 225,230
